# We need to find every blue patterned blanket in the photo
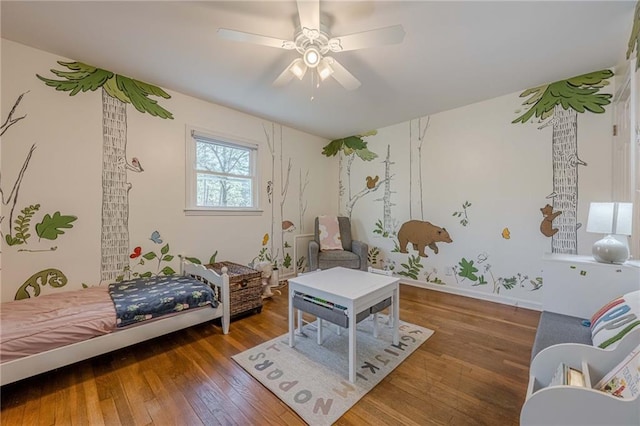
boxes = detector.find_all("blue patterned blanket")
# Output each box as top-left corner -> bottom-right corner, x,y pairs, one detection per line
108,275 -> 218,328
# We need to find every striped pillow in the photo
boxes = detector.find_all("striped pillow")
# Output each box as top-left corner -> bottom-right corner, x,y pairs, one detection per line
591,290 -> 640,349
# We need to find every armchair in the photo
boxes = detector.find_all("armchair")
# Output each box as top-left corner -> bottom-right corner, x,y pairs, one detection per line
308,216 -> 368,271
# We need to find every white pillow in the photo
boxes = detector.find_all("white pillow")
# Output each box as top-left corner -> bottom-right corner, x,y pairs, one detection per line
591,290 -> 640,349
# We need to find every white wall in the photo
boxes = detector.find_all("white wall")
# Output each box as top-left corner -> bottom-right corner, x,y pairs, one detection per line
1,39 -> 337,301
342,79 -> 614,309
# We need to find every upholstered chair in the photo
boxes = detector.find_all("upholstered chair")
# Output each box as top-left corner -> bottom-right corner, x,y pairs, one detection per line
308,216 -> 368,271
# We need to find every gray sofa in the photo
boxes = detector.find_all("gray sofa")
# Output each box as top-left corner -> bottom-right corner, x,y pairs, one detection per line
530,311 -> 592,362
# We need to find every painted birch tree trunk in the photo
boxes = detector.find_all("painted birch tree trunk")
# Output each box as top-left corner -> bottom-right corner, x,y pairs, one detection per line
382,144 -> 394,233
551,104 -> 580,254
409,121 -> 413,219
101,89 -> 129,281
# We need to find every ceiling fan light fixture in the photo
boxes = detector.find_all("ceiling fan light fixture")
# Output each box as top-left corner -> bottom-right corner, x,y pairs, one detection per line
317,59 -> 334,81
303,46 -> 321,68
288,58 -> 307,80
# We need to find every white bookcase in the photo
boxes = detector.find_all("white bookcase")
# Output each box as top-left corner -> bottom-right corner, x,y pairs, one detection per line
521,329 -> 640,425
542,253 -> 640,319
522,253 -> 640,425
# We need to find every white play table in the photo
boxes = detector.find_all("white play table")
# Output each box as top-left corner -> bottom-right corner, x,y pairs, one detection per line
287,267 -> 400,383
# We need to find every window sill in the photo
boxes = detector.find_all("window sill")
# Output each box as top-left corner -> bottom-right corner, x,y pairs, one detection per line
184,208 -> 264,216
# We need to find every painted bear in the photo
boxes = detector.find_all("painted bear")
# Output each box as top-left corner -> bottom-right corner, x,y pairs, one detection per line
539,204 -> 562,237
398,220 -> 453,257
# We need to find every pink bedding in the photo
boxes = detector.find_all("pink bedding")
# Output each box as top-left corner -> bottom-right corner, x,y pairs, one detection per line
0,286 -> 116,363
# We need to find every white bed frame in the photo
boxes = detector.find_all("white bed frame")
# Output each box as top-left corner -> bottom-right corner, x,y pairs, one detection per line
0,260 -> 230,386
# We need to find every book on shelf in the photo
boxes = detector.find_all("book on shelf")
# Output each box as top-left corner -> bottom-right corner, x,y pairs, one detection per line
595,343 -> 640,399
549,362 -> 587,388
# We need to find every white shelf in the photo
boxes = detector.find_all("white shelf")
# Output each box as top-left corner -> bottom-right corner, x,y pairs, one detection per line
521,329 -> 640,425
542,253 -> 640,319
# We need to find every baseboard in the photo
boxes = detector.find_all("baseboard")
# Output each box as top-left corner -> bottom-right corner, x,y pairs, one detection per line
399,277 -> 543,311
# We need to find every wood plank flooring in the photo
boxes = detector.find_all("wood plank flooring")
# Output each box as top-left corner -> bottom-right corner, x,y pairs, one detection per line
1,284 -> 540,425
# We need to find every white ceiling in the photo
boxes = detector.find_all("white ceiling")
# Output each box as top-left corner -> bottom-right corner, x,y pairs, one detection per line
1,1 -> 635,140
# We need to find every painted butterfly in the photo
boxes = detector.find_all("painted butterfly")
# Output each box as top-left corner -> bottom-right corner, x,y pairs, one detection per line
130,246 -> 142,259
150,231 -> 163,244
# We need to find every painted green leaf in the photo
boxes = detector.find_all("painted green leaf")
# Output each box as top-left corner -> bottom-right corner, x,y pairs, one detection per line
502,277 -> 517,290
458,258 -> 478,281
355,148 -> 378,162
321,139 -> 343,157
283,253 -> 292,269
160,243 -> 170,255
512,70 -> 613,124
39,61 -> 173,119
321,132 -> 376,158
5,234 -> 21,246
132,78 -> 172,100
161,266 -> 176,275
35,212 -> 77,240
140,271 -> 153,278
209,251 -> 218,264
37,61 -> 113,95
162,254 -> 174,262
103,77 -> 132,104
143,252 -> 157,260
14,268 -> 67,300
116,75 -> 173,119
342,136 -> 367,151
185,257 -> 201,264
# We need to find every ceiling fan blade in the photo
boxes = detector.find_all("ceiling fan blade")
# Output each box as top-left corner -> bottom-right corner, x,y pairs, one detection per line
217,28 -> 295,50
328,24 -> 405,52
325,57 -> 361,90
273,68 -> 295,87
296,0 -> 320,31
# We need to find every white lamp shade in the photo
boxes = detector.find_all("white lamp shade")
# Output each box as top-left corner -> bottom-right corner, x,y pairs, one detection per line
586,202 -> 633,236
586,202 -> 615,233
288,58 -> 307,80
317,58 -> 334,81
615,202 -> 633,235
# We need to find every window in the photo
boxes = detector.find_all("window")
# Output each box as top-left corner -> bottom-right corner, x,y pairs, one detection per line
186,127 -> 259,214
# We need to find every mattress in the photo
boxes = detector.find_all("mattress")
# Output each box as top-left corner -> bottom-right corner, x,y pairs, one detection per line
0,286 -> 115,363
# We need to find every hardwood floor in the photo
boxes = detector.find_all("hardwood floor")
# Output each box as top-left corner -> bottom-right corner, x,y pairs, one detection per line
1,284 -> 540,425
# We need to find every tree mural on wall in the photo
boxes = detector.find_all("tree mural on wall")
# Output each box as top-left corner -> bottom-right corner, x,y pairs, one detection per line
376,145 -> 397,235
512,70 -> 613,254
299,168 -> 309,233
38,61 -> 173,282
322,131 -> 389,219
409,116 -> 430,220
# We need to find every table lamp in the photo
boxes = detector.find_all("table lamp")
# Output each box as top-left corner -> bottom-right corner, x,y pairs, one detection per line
586,202 -> 633,264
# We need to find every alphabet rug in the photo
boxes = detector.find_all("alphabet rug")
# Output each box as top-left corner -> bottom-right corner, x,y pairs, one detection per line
232,318 -> 434,425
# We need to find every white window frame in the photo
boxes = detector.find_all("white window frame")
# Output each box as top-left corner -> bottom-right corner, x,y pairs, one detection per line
185,126 -> 261,215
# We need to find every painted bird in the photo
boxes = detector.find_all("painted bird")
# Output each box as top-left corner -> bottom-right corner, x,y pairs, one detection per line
126,157 -> 144,172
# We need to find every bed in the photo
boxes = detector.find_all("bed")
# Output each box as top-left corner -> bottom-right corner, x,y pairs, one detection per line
0,259 -> 230,386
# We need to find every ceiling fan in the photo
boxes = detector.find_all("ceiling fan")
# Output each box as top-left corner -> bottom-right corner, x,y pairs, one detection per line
217,0 -> 405,91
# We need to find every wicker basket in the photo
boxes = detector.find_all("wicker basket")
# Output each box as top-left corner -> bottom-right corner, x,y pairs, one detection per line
206,261 -> 263,317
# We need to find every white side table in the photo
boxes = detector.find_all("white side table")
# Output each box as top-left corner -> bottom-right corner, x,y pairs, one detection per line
542,253 -> 640,319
